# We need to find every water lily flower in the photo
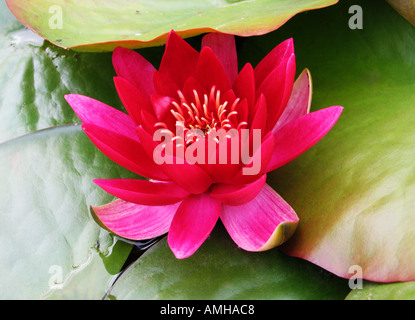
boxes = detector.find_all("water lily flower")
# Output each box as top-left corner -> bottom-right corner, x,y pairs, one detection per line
65,30 -> 343,259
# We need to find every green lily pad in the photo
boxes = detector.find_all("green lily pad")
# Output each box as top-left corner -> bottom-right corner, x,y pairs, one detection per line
0,2 -> 136,299
0,39 -> 115,143
0,125 -> 135,299
238,0 -> 415,282
346,280 -> 415,300
0,1 -> 112,142
0,0 -> 165,143
107,224 -> 349,300
6,0 -> 338,52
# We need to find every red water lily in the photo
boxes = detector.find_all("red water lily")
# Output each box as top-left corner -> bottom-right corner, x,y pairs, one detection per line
65,30 -> 342,259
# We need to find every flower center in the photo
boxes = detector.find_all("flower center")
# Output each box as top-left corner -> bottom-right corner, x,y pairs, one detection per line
155,86 -> 248,146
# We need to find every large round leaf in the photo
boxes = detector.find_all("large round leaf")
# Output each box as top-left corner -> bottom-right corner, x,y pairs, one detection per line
235,0 -> 415,282
107,224 -> 349,300
0,125 -> 135,299
0,0 -> 163,143
6,0 -> 338,52
0,2 -> 136,299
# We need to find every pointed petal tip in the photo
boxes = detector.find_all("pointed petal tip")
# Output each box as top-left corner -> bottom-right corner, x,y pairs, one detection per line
112,46 -> 124,53
93,178 -> 107,186
302,68 -> 313,105
64,93 -> 73,100
166,29 -> 181,42
112,76 -> 126,92
170,248 -> 193,259
284,37 -> 294,46
112,46 -> 135,59
64,93 -> 83,104
112,47 -> 129,65
201,31 -> 238,84
279,37 -> 294,52
330,105 -> 344,124
64,93 -> 100,110
64,94 -> 76,109
112,45 -> 156,96
303,67 -> 311,75
329,105 -> 344,117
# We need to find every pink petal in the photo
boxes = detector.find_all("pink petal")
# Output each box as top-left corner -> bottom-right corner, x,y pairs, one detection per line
273,68 -> 312,132
202,162 -> 241,184
250,94 -> 267,135
159,155 -> 213,195
113,76 -> 155,126
91,199 -> 179,240
236,98 -> 249,125
135,125 -> 160,159
137,124 -> 186,166
233,63 -> 255,117
195,46 -> 232,93
254,38 -> 294,88
181,76 -> 208,101
140,108 -> 159,134
158,30 -> 200,90
199,135 -> 243,184
167,193 -> 221,259
201,33 -> 238,85
266,106 -> 343,172
153,70 -> 181,98
112,47 -> 156,97
64,94 -> 137,139
93,179 -> 190,206
256,54 -> 296,133
151,94 -> 175,125
210,174 -> 267,206
221,89 -> 237,111
136,125 -> 213,193
221,184 -> 299,252
232,131 -> 275,185
82,123 -> 168,181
